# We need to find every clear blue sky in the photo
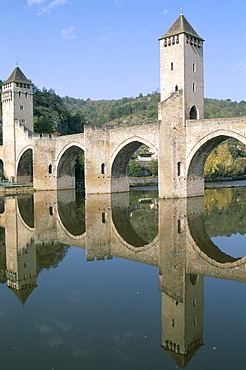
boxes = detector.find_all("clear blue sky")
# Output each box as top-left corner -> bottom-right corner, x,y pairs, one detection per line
1,0 -> 245,101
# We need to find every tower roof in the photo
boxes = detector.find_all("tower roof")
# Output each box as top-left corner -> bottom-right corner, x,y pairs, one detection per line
5,66 -> 31,85
159,14 -> 204,41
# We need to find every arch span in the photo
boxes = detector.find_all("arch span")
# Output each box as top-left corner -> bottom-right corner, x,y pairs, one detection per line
111,137 -> 158,192
187,132 -> 246,196
57,145 -> 84,190
17,148 -> 33,184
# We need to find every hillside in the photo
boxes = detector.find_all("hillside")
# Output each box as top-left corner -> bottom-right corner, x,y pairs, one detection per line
62,93 -> 246,127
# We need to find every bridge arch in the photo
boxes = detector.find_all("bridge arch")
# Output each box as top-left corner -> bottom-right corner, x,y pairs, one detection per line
56,143 -> 85,190
187,130 -> 246,191
111,136 -> 158,192
17,147 -> 33,184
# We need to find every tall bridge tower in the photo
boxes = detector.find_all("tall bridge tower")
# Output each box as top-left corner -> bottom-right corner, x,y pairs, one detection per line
158,13 -> 205,198
1,67 -> 33,181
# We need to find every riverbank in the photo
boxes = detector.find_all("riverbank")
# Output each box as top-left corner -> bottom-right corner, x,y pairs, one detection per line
129,176 -> 246,190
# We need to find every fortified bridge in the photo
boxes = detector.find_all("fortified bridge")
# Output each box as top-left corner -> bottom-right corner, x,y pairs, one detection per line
0,13 -> 246,199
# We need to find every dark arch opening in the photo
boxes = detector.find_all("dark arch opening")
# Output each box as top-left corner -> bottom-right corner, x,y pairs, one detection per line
0,160 -> 4,179
57,146 -> 84,190
111,141 -> 158,192
188,135 -> 230,184
17,149 -> 33,184
189,105 -> 197,119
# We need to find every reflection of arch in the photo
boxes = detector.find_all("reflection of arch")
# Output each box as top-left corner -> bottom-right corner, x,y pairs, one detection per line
17,195 -> 34,229
57,145 -> 84,190
57,192 -> 85,236
112,205 -> 158,248
187,206 -> 241,264
17,148 -> 33,184
189,105 -> 197,119
0,197 -> 4,214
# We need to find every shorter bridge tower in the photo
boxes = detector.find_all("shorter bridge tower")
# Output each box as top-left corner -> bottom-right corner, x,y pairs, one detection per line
1,67 -> 33,181
158,13 -> 204,198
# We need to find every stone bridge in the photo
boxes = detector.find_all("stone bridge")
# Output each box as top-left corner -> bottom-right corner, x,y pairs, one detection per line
1,12 -> 246,198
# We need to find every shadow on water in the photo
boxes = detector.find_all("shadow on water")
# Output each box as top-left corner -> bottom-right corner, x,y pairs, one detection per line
17,194 -> 34,228
111,190 -> 158,247
57,190 -> 85,236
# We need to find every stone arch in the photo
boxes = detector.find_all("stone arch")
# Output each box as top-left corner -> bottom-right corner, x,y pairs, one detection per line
189,105 -> 198,119
57,144 -> 84,190
111,137 -> 158,192
17,148 -> 33,184
187,131 -> 246,195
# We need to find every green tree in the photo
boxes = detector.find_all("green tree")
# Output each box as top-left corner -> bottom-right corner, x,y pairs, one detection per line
148,159 -> 158,176
128,159 -> 143,177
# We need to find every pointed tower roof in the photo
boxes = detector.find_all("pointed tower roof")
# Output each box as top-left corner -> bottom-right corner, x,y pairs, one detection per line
159,14 -> 204,41
9,284 -> 37,305
5,66 -> 31,84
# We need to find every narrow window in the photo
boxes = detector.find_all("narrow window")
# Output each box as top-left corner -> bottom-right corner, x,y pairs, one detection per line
176,35 -> 179,43
102,212 -> 106,223
193,317 -> 197,325
49,207 -> 53,216
178,219 -> 182,234
193,83 -> 196,92
172,319 -> 175,327
25,92 -> 27,98
101,163 -> 105,174
193,299 -> 197,307
24,262 -> 28,268
177,161 -> 181,176
171,62 -> 173,71
20,105 -> 24,110
175,85 -> 178,92
48,164 -> 52,174
193,63 -> 196,72
19,91 -> 21,97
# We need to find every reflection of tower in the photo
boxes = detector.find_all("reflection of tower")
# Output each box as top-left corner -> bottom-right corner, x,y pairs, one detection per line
159,198 -> 204,367
5,197 -> 37,304
1,67 -> 33,181
86,193 -> 113,261
161,275 -> 204,368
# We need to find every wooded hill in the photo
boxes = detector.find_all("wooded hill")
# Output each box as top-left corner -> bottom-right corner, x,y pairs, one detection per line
0,84 -> 245,133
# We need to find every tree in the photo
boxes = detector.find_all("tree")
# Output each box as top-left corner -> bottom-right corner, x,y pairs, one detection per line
148,159 -> 158,176
128,159 -> 143,177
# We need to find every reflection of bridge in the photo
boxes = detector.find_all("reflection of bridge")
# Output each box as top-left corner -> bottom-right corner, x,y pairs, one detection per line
0,14 -> 246,198
0,190 -> 245,367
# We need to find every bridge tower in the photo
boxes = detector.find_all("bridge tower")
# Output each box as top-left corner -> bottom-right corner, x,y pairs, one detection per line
158,13 -> 204,198
1,66 -> 33,181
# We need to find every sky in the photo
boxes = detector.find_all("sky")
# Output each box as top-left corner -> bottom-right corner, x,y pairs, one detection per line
0,0 -> 245,102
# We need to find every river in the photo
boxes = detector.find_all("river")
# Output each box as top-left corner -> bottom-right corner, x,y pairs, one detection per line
0,186 -> 245,369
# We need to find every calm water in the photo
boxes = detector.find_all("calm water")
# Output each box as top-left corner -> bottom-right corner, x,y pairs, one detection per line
0,187 -> 245,370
